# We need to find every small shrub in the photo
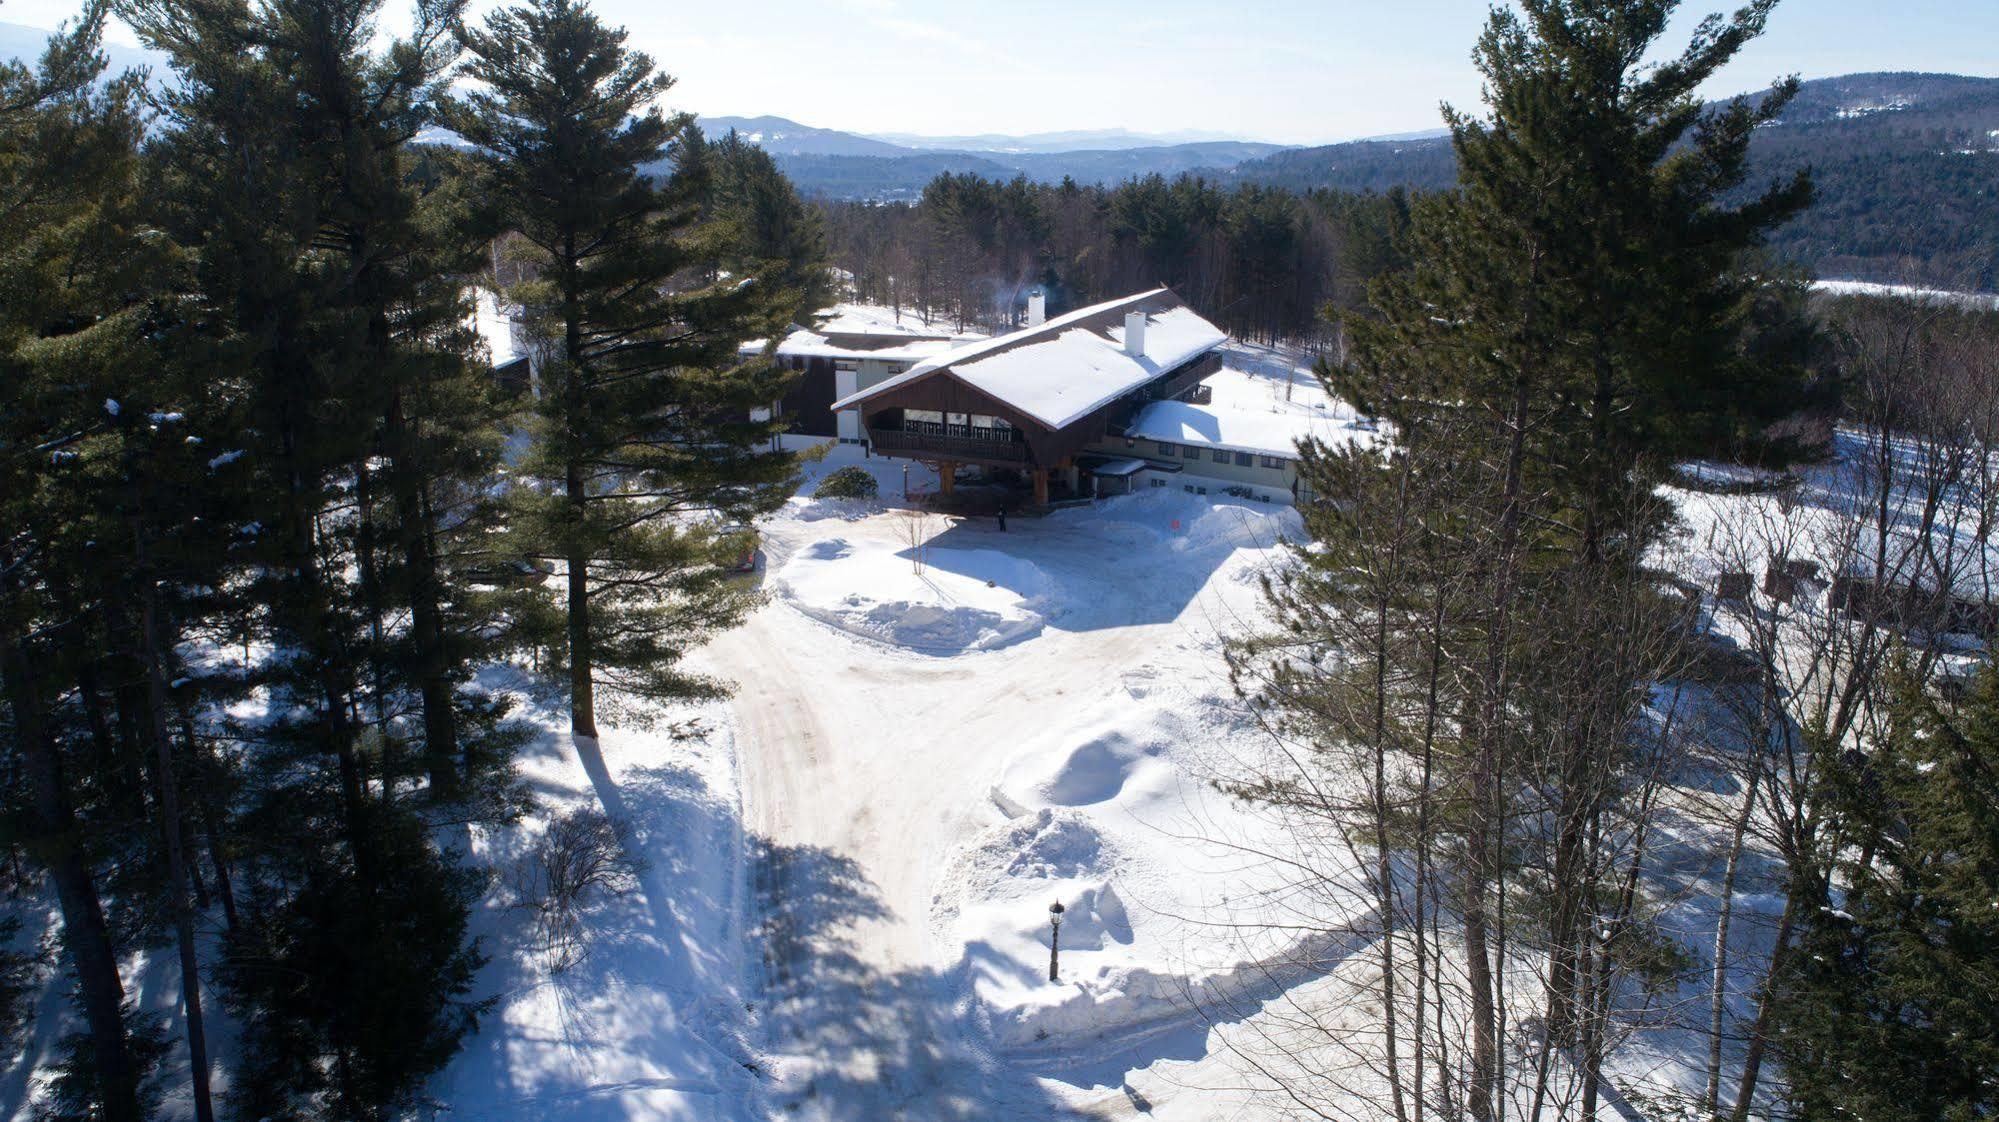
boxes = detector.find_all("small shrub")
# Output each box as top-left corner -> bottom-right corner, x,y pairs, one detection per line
509,809 -> 647,974
816,466 -> 879,500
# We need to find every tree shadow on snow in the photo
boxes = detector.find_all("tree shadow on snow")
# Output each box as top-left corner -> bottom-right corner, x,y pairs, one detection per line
747,837 -> 1095,1121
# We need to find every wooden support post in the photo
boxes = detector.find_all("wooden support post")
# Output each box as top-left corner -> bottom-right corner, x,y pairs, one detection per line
1032,468 -> 1049,506
938,462 -> 955,497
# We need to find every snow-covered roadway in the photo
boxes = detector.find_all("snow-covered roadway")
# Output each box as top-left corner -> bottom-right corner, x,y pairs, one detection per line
703,467 -> 1339,1120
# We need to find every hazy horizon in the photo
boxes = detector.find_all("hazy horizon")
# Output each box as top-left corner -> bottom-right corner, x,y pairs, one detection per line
4,0 -> 1997,145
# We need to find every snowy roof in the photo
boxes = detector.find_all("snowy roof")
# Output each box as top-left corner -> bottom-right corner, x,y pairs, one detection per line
474,289 -> 524,367
743,304 -> 986,363
1124,399 -> 1367,460
813,304 -> 961,338
831,289 -> 1229,430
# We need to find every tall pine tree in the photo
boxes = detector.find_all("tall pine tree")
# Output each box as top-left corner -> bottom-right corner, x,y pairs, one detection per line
703,127 -> 835,328
446,0 -> 799,738
127,0 -> 499,1112
1773,660 -> 1999,1122
1248,3 -> 1822,1118
0,10 -> 159,1118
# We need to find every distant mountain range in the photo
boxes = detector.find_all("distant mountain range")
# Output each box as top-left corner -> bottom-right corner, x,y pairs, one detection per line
697,118 -> 1263,157
862,127 -> 1253,153
0,20 -> 168,77
696,115 -> 1293,195
5,19 -> 1992,289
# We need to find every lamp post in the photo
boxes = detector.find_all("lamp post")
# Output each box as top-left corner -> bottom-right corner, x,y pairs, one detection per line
1048,900 -> 1066,983
902,464 -> 909,502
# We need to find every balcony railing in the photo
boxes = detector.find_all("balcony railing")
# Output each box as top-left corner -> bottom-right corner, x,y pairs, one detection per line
872,428 -> 1029,462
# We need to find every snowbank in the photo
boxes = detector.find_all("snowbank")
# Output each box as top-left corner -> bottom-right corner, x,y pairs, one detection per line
1054,488 -> 1301,556
433,683 -> 762,1122
936,809 -> 1377,1057
774,536 -> 1059,653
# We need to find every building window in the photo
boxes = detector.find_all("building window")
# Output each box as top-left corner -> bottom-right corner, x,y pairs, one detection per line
834,359 -> 858,372
1151,478 -> 1166,488
1182,444 -> 1202,459
1211,448 -> 1230,463
1234,451 -> 1253,467
1156,441 -> 1177,457
1261,455 -> 1287,469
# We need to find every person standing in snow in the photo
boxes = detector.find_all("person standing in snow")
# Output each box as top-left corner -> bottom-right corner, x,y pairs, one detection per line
997,506 -> 1008,532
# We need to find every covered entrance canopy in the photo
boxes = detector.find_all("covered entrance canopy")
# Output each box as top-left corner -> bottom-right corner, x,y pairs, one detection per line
830,288 -> 1228,505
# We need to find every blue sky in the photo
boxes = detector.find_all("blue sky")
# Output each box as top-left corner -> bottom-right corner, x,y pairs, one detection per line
9,0 -> 1997,143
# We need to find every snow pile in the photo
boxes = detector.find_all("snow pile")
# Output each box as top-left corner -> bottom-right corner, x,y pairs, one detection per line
994,724 -> 1173,810
774,535 -> 1059,653
1124,398 -> 1368,459
1057,488 -> 1300,557
939,670 -> 1375,1067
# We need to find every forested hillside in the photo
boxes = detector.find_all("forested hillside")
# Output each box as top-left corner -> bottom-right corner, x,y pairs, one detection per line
1229,72 -> 1999,288
822,174 -> 1412,344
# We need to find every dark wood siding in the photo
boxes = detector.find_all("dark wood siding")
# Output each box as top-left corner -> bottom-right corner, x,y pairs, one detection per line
776,356 -> 838,438
858,348 -> 1227,469
857,374 -> 1048,465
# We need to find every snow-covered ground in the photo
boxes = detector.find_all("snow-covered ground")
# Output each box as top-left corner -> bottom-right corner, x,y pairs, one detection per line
18,341 -> 1963,1122
433,681 -> 764,1121
1812,277 -> 1999,310
773,533 -> 1058,653
706,479 -> 1337,1118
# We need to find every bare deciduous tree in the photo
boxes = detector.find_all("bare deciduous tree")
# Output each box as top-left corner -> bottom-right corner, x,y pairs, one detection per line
509,809 -> 647,974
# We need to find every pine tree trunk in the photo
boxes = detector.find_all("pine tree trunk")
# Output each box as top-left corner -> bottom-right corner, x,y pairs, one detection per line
181,705 -> 239,936
566,496 -> 596,739
1464,373 -> 1533,1122
354,456 -> 391,729
136,542 -> 215,1122
560,233 -> 597,741
2,635 -> 142,1122
75,654 -> 139,817
387,392 -> 461,799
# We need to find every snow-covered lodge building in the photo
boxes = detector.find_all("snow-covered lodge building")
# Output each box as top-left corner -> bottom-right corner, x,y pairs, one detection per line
827,288 -> 1335,505
758,306 -> 986,446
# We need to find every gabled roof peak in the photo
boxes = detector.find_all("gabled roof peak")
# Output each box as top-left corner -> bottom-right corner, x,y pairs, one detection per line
832,288 -> 1225,430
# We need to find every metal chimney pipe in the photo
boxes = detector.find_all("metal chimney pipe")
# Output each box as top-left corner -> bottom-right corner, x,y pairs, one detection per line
1027,290 -> 1046,327
1123,310 -> 1147,357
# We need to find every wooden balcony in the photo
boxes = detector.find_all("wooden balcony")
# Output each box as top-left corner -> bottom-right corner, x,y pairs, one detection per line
871,428 -> 1030,463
